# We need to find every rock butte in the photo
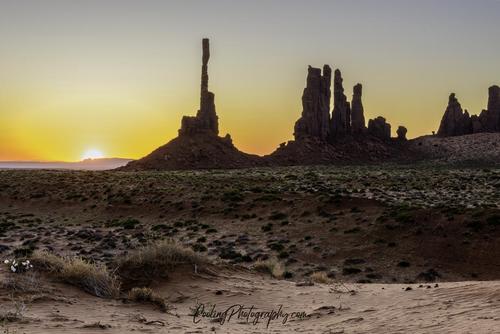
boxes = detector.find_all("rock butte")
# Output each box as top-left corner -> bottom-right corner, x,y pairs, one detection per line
437,86 -> 500,137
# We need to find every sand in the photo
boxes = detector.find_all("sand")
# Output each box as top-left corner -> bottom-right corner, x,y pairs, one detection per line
2,266 -> 499,333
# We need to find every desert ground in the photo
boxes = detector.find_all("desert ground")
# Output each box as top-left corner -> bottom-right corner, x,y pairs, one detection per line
0,165 -> 499,333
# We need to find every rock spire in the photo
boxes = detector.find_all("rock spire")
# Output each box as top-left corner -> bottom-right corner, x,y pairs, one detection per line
179,38 -> 219,136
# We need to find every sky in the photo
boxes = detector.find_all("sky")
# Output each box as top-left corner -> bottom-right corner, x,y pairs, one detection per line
0,0 -> 499,161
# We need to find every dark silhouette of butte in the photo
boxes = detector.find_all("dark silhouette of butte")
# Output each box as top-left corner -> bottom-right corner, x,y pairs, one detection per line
266,65 -> 410,165
120,39 -> 261,170
120,39 -> 498,171
437,86 -> 500,136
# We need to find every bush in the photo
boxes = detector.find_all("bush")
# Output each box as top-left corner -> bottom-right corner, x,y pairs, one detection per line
128,287 -> 169,312
31,251 -> 120,298
253,259 -> 285,279
117,239 -> 205,287
310,271 -> 332,284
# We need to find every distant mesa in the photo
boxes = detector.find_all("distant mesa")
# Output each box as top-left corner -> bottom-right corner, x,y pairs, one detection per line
437,85 -> 500,137
0,158 -> 132,171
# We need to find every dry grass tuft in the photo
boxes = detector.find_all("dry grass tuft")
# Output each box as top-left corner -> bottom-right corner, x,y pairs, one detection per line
1,272 -> 44,294
31,251 -> 120,298
310,271 -> 332,284
117,239 -> 205,287
128,287 -> 169,312
0,298 -> 27,324
253,258 -> 285,279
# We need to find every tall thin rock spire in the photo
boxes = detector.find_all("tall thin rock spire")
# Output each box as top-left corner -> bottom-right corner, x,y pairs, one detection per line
179,38 -> 219,136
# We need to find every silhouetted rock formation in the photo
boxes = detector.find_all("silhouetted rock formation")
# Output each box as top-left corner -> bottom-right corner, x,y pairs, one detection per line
368,116 -> 391,141
397,126 -> 408,141
350,84 -> 366,135
118,39 -> 499,170
119,39 -> 261,171
269,66 -> 415,165
478,85 -> 500,132
292,66 -> 401,145
437,86 -> 500,137
437,94 -> 471,136
294,65 -> 331,141
179,38 -> 219,136
330,69 -> 351,139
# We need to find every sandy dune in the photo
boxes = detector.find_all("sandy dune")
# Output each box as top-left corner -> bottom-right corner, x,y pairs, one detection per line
2,266 -> 499,333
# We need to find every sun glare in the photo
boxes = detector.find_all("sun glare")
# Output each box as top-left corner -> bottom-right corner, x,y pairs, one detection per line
81,149 -> 105,160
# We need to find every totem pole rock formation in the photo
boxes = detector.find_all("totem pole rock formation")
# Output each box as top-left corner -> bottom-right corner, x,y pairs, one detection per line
350,83 -> 366,135
437,86 -> 500,137
330,69 -> 351,139
119,38 -> 262,171
294,65 -> 332,141
179,38 -> 219,136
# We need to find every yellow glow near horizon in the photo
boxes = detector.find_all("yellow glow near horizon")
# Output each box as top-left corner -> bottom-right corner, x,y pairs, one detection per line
81,149 -> 105,160
0,1 -> 499,162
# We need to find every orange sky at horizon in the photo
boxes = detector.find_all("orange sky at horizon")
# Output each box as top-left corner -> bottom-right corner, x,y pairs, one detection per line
1,1 -> 499,162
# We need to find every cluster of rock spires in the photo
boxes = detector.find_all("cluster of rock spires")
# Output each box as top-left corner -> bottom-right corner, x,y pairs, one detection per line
437,86 -> 500,137
120,39 -> 498,171
294,66 -> 404,142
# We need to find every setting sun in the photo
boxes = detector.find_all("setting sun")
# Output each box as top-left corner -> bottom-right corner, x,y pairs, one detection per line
81,149 -> 105,160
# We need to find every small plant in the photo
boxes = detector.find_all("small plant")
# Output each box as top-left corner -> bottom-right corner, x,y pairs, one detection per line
261,223 -> 273,232
310,271 -> 332,284
128,287 -> 169,312
3,259 -> 33,274
253,258 -> 285,279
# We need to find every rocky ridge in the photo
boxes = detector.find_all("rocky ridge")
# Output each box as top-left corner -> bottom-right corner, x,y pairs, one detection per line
437,86 -> 500,137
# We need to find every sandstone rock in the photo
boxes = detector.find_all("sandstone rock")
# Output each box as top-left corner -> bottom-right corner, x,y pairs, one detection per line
437,86 -> 500,137
437,93 -> 471,136
397,126 -> 407,141
368,116 -> 391,140
477,85 -> 500,132
179,38 -> 219,136
330,69 -> 351,139
294,65 -> 332,141
351,83 -> 366,135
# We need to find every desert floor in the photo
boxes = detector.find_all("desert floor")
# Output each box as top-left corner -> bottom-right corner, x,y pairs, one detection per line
0,165 -> 499,333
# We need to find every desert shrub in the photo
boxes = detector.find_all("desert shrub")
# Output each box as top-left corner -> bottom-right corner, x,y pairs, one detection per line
253,258 -> 285,279
342,267 -> 362,275
128,287 -> 168,312
120,218 -> 141,229
222,191 -> 243,202
310,271 -> 332,284
117,239 -> 205,287
1,271 -> 42,294
192,243 -> 207,252
397,261 -> 411,268
31,251 -> 120,298
344,227 -> 361,234
269,212 -> 287,220
278,251 -> 289,259
261,223 -> 273,232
